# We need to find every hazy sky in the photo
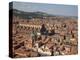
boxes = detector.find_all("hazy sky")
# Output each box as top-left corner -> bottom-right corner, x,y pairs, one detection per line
13,1 -> 78,16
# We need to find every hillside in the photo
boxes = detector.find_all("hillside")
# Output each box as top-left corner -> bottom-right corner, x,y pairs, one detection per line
10,9 -> 53,19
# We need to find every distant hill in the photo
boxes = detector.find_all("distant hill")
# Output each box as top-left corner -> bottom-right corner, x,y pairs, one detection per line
10,9 -> 53,19
9,9 -> 78,20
